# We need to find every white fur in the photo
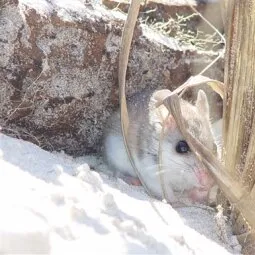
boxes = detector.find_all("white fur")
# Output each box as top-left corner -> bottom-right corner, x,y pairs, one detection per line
104,90 -> 216,203
105,133 -> 201,203
104,134 -> 133,175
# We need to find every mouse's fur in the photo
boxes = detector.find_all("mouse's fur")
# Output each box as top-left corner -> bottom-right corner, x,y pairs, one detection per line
103,89 -> 217,203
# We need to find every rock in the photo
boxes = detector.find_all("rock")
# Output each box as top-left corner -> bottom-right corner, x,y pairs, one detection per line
0,0 -> 223,156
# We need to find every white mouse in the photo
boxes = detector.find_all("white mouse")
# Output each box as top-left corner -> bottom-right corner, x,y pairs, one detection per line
103,89 -> 217,204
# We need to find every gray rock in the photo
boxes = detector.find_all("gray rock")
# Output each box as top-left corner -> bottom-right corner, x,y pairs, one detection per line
0,0 -> 223,155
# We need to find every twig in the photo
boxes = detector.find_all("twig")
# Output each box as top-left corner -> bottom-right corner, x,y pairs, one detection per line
118,0 -> 154,196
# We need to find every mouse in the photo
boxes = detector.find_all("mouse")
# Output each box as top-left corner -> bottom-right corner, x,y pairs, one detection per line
103,89 -> 218,204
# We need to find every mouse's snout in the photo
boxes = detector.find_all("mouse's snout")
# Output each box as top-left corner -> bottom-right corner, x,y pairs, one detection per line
194,165 -> 215,188
186,164 -> 215,203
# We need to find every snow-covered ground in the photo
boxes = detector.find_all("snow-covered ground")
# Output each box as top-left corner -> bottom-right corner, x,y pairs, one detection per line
0,133 -> 241,254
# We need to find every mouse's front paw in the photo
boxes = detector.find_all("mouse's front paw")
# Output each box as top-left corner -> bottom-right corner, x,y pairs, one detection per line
122,175 -> 142,186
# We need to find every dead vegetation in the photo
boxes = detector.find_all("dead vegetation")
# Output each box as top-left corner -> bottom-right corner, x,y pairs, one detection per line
141,12 -> 224,51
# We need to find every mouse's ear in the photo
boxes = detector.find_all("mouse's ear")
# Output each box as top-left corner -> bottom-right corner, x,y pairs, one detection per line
195,90 -> 210,119
150,89 -> 177,131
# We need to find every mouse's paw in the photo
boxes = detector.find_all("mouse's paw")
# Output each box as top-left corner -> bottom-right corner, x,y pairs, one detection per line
122,176 -> 142,186
188,187 -> 209,203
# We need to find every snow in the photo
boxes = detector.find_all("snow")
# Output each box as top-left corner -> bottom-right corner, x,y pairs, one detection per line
0,134 -> 241,254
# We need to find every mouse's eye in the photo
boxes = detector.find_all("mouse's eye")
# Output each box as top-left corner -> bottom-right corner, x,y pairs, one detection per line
176,140 -> 190,153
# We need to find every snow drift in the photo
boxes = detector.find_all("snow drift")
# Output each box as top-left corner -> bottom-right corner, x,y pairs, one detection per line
0,134 -> 241,254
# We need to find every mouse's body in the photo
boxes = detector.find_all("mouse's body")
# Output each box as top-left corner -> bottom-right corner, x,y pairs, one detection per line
103,89 -> 217,204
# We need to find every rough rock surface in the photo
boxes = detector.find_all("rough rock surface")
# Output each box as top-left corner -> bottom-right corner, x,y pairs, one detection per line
0,0 -> 223,155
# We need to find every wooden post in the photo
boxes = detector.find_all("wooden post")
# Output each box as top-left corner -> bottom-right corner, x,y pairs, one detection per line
223,0 -> 255,253
224,0 -> 255,190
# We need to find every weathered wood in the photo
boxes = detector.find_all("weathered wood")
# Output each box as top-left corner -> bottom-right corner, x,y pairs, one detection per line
223,1 -> 255,188
223,0 -> 255,252
220,0 -> 228,29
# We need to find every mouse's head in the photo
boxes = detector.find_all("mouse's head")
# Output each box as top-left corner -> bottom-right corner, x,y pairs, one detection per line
149,89 -> 216,202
